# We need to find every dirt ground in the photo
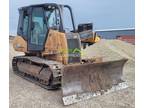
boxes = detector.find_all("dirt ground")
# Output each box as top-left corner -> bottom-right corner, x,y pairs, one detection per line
9,39 -> 135,108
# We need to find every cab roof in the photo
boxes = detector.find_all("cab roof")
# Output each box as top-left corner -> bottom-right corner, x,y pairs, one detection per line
19,3 -> 65,10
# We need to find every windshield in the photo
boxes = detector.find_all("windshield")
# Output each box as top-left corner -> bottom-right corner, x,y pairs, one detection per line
43,5 -> 75,32
44,7 -> 61,30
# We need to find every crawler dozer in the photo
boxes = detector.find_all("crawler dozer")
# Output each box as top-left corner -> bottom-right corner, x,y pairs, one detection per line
12,3 -> 128,105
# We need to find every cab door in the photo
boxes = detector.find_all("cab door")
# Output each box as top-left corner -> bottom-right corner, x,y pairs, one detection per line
28,7 -> 47,51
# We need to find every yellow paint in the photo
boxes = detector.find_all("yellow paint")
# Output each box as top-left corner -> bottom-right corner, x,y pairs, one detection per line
13,36 -> 27,52
81,32 -> 101,43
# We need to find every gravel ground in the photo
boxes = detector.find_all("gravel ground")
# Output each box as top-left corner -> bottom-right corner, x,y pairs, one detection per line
9,39 -> 135,108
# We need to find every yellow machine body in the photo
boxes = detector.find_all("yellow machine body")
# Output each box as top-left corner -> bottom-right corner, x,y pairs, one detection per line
13,29 -> 68,64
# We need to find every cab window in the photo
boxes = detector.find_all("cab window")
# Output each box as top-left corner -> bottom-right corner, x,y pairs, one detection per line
30,7 -> 47,45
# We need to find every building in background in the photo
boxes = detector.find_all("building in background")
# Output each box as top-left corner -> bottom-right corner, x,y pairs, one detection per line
96,28 -> 135,44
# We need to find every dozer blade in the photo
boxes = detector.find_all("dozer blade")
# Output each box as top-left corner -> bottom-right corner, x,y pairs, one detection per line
62,59 -> 128,105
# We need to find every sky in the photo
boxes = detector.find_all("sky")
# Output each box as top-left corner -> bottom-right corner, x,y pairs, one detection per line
9,0 -> 135,35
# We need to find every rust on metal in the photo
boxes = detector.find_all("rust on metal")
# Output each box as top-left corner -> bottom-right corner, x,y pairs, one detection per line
62,59 -> 127,98
12,56 -> 63,89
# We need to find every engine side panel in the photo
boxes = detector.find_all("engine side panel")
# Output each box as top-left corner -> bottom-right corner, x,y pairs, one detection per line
42,30 -> 68,64
66,33 -> 81,63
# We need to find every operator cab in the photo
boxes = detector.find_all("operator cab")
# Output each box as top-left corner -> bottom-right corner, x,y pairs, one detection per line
17,3 -> 76,51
